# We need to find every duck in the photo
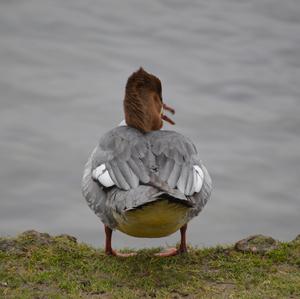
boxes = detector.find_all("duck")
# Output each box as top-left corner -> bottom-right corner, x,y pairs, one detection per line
81,68 -> 212,257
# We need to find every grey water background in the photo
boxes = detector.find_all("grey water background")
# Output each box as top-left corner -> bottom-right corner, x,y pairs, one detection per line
1,0 -> 299,249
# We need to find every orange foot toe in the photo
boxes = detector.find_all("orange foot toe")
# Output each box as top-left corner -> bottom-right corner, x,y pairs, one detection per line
154,247 -> 187,257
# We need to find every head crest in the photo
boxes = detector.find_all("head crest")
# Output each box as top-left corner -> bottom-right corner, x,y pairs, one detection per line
123,68 -> 162,132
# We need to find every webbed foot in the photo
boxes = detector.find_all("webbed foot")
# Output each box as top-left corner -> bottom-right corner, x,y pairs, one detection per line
154,247 -> 187,257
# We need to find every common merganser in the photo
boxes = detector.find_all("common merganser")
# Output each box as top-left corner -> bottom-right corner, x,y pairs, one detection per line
82,68 -> 212,257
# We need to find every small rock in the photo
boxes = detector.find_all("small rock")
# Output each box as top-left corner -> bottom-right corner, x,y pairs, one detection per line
20,230 -> 53,246
0,239 -> 17,252
235,235 -> 278,254
0,238 -> 25,254
21,230 -> 51,239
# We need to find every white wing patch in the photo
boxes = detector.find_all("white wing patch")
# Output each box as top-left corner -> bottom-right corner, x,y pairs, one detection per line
92,164 -> 115,187
176,164 -> 204,195
193,165 -> 204,193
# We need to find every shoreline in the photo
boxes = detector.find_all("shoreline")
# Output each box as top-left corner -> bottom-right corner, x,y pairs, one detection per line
1,230 -> 299,298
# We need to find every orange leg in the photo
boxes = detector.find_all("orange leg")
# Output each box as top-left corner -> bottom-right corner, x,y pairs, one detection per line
155,224 -> 188,257
179,223 -> 188,253
104,225 -> 137,257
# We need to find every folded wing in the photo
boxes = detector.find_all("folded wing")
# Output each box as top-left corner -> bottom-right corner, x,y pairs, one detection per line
92,126 -> 150,190
148,131 -> 204,196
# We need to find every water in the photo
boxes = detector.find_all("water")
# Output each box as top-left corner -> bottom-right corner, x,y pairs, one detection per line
1,0 -> 299,249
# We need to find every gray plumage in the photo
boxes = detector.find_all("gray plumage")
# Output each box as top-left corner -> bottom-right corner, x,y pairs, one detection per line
82,126 -> 212,229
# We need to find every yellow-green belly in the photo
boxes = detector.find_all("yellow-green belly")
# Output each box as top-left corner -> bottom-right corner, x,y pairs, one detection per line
113,199 -> 190,238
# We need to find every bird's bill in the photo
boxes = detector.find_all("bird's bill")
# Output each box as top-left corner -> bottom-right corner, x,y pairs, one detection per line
162,114 -> 175,125
161,103 -> 175,125
163,103 -> 175,114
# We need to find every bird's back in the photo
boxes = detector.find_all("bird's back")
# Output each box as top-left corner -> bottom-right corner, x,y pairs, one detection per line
82,126 -> 212,236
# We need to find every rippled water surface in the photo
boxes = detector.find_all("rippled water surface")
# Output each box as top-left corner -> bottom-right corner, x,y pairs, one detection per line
1,0 -> 299,248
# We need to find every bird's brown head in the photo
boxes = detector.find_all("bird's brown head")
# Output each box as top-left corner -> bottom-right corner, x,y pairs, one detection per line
123,67 -> 175,133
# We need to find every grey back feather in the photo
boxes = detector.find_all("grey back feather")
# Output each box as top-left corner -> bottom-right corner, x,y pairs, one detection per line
148,130 -> 199,196
98,127 -> 150,190
81,147 -> 117,227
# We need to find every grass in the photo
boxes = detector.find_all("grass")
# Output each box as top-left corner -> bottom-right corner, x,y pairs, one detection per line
0,231 -> 299,298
